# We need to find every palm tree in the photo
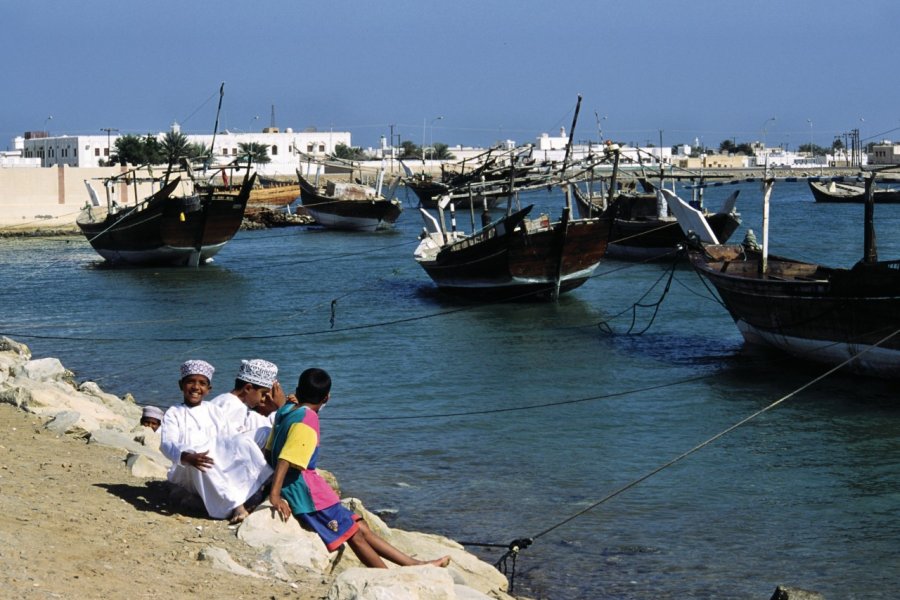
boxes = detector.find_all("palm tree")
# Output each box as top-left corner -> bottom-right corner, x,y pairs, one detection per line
161,131 -> 191,164
238,142 -> 271,165
431,143 -> 455,161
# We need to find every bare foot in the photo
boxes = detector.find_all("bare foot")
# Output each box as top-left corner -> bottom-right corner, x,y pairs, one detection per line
427,556 -> 451,568
229,505 -> 249,524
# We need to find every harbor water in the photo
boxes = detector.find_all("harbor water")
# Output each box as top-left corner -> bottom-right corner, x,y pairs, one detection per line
4,180 -> 900,599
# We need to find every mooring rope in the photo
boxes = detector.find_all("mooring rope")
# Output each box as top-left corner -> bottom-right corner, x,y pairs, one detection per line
458,325 -> 900,591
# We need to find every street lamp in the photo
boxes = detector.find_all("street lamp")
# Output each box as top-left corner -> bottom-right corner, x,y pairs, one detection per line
595,112 -> 607,142
44,115 -> 53,135
422,115 -> 442,162
807,119 -> 813,162
248,115 -> 259,133
761,116 -> 776,149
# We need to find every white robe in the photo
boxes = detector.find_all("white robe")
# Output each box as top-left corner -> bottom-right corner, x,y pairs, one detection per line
209,392 -> 273,448
160,402 -> 273,519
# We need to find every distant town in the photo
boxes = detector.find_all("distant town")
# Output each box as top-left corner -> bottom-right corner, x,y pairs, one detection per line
2,121 -> 896,177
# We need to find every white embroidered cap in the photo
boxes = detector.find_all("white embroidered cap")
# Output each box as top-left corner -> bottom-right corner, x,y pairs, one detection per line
237,359 -> 278,388
180,359 -> 215,382
141,406 -> 164,421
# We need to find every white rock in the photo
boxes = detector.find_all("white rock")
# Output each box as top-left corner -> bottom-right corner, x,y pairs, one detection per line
198,545 -> 264,579
237,502 -> 334,571
126,453 -> 169,479
20,357 -> 71,383
327,565 -> 455,600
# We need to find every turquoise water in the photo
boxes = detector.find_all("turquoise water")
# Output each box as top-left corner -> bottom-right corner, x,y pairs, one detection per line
4,181 -> 900,599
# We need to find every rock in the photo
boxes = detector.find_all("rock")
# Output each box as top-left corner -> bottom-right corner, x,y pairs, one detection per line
237,502 -> 334,572
327,566 -> 456,600
338,498 -> 511,599
198,545 -> 264,579
20,357 -> 73,384
0,336 -> 31,358
126,453 -> 169,479
132,426 -> 162,450
43,410 -> 89,439
770,586 -> 825,600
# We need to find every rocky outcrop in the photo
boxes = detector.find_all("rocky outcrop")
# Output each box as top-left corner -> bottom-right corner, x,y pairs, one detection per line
0,336 -> 517,600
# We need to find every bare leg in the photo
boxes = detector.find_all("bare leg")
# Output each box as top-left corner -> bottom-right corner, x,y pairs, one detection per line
348,521 -> 450,568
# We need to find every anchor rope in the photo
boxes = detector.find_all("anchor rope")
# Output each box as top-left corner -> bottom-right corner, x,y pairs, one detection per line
460,325 -> 900,589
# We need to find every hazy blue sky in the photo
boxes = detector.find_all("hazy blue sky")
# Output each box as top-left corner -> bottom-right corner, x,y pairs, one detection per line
3,0 -> 898,151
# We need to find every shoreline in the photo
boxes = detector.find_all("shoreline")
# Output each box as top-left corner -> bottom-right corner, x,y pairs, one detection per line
0,337 -> 517,600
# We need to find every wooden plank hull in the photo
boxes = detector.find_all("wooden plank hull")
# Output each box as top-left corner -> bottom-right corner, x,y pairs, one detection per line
76,175 -> 253,266
298,174 -> 401,231
689,244 -> 900,377
415,205 -> 613,301
574,187 -> 741,260
809,180 -> 900,203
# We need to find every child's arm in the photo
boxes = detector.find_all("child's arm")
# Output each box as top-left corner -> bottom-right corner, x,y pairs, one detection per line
269,457 -> 295,522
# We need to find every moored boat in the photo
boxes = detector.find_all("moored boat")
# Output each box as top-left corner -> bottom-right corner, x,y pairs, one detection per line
675,174 -> 900,378
296,169 -> 402,231
808,179 -> 900,203
77,169 -> 255,267
414,197 -> 615,301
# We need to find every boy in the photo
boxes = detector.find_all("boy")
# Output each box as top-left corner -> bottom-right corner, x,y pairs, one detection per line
160,359 -> 273,523
139,405 -> 164,431
267,368 -> 449,568
210,358 -> 283,447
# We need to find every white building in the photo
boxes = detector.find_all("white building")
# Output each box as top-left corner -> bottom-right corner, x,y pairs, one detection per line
869,140 -> 900,165
20,125 -> 352,175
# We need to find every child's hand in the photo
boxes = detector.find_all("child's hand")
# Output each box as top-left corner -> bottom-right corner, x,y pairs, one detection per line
270,494 -> 291,522
182,450 -> 214,471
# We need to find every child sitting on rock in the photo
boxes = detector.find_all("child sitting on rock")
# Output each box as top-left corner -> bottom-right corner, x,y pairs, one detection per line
160,360 -> 273,524
266,367 -> 450,569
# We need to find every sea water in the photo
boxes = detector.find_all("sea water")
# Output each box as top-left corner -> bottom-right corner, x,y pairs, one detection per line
4,180 -> 900,599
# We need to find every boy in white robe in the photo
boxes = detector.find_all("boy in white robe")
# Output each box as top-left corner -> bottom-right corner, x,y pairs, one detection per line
160,360 -> 273,523
210,358 -> 284,448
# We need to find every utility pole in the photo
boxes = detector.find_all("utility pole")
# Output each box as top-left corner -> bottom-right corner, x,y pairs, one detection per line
389,124 -> 395,173
100,127 -> 119,164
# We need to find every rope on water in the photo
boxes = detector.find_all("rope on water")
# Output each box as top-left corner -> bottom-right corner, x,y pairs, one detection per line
594,255 -> 680,335
457,325 -> 900,590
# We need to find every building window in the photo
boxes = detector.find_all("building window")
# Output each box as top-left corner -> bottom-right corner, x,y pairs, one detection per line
222,148 -> 228,156
271,145 -> 278,155
232,148 -> 237,155
104,148 -> 109,156
95,148 -> 100,156
307,143 -> 314,152
319,144 -> 325,152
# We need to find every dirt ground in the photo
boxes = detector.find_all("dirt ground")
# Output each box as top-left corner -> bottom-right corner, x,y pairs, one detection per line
0,402 -> 329,599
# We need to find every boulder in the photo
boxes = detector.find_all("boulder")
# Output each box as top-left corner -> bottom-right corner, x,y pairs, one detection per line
20,357 -> 73,384
327,566 -> 456,600
237,502 -> 334,571
198,545 -> 264,579
126,453 -> 169,479
339,498 -> 510,598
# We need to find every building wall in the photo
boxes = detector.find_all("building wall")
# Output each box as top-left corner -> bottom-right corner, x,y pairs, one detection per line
22,129 -> 353,174
869,143 -> 900,165
0,165 -> 152,226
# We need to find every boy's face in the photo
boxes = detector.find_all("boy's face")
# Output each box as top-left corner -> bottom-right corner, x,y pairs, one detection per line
140,417 -> 161,431
243,384 -> 270,410
179,374 -> 211,407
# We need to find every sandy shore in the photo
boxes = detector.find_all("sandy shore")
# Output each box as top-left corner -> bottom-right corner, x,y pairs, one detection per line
0,401 -> 330,599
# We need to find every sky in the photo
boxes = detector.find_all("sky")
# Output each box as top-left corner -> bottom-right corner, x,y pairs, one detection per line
3,0 -> 899,152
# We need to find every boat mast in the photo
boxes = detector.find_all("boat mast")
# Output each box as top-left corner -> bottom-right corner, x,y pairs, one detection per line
863,171 -> 878,264
206,82 -> 226,173
560,95 -> 583,211
759,176 -> 774,275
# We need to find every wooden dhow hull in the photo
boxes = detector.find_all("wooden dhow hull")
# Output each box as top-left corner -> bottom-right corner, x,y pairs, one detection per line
808,180 -> 900,204
297,173 -> 401,231
689,244 -> 900,378
76,174 -> 254,267
573,186 -> 741,260
415,205 -> 613,301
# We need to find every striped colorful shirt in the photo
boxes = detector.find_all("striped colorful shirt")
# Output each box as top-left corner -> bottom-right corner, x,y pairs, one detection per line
266,403 -> 341,514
